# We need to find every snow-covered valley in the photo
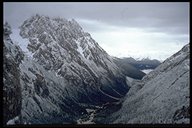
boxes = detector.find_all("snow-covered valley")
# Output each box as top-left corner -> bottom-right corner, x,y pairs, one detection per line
3,15 -> 190,125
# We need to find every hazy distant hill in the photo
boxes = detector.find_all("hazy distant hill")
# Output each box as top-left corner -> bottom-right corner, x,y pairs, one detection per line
117,57 -> 161,70
113,57 -> 146,80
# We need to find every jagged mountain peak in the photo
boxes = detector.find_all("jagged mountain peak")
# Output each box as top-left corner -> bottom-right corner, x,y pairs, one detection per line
20,14 -> 83,38
3,16 -> 129,124
19,14 -> 112,73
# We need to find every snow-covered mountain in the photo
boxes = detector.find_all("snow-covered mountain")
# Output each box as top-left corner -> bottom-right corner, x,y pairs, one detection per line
106,44 -> 190,124
3,15 -> 130,124
3,14 -> 189,125
3,22 -> 24,125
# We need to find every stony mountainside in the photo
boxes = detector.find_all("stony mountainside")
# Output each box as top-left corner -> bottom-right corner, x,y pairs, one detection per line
3,22 -> 24,125
106,44 -> 190,124
19,15 -> 129,96
4,15 -> 130,124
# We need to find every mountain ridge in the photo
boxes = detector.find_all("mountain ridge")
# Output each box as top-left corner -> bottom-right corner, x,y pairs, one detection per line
3,15 -> 130,124
105,43 -> 190,124
115,57 -> 161,70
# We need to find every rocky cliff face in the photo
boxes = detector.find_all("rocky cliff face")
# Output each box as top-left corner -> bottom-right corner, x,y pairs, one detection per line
107,44 -> 190,124
4,15 -> 129,124
19,15 -> 128,97
3,22 -> 24,125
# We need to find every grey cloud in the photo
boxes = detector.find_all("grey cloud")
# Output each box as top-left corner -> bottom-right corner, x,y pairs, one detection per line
4,2 -> 189,35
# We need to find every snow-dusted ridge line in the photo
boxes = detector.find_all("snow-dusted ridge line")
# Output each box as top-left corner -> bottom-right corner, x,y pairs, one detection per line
3,15 -> 129,124
108,43 -> 190,124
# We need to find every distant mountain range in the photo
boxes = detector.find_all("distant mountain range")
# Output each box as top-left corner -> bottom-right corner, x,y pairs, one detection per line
114,57 -> 161,70
113,57 -> 146,80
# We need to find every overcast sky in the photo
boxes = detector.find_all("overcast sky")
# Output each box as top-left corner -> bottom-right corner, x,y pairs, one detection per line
4,2 -> 189,61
